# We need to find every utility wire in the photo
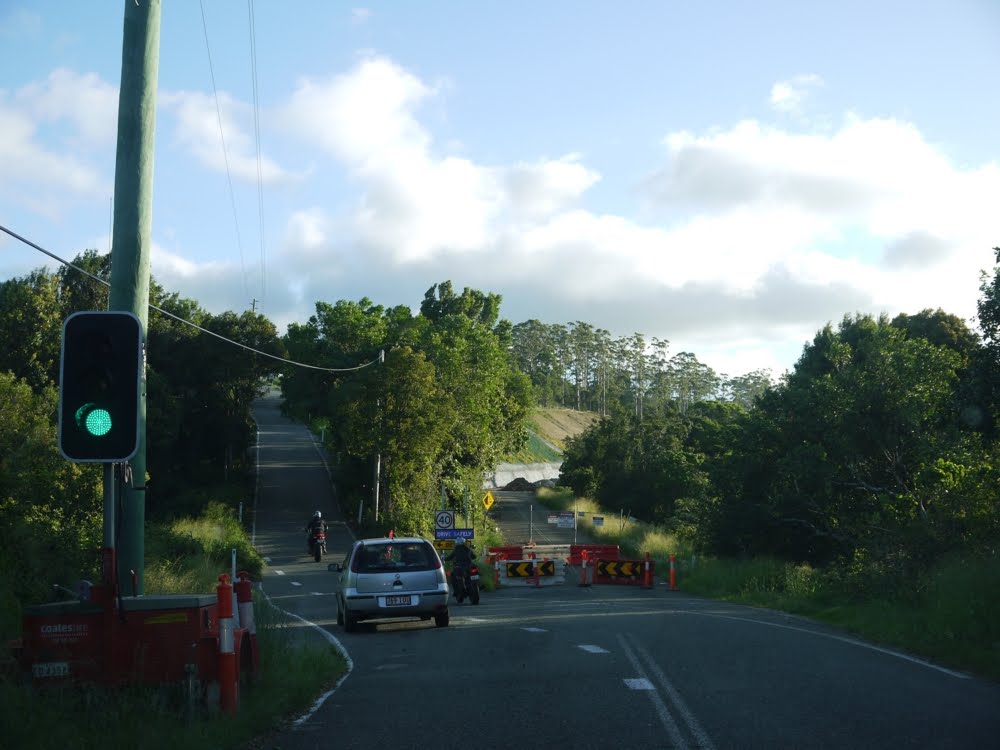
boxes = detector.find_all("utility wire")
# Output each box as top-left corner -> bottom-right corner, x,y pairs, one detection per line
248,0 -> 267,300
0,223 -> 380,373
199,0 -> 251,302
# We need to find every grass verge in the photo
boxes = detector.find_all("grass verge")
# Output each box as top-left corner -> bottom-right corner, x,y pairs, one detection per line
535,487 -> 1000,682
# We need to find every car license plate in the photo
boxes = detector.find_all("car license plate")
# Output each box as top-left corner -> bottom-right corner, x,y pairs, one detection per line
385,595 -> 411,606
32,661 -> 70,678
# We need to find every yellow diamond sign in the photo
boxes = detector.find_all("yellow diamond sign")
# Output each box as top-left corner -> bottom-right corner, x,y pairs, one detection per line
482,491 -> 495,510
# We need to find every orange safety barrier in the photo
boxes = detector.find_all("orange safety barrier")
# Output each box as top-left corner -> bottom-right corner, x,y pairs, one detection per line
567,544 -> 620,566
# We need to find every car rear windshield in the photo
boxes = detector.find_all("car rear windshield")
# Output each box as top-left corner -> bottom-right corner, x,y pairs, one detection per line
357,542 -> 437,572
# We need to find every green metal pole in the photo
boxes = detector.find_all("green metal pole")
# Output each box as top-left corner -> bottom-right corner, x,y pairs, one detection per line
109,0 -> 161,595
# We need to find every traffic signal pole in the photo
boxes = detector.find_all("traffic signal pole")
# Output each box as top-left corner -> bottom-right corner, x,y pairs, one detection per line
108,0 -> 161,594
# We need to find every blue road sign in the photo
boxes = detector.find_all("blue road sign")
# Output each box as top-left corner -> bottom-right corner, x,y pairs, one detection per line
434,528 -> 475,540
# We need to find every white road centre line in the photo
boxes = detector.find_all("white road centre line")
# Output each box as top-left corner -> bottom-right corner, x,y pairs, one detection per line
578,644 -> 610,654
626,633 -> 717,750
274,570 -> 285,576
521,627 -> 548,633
624,678 -> 655,690
617,634 -> 689,750
290,581 -> 302,587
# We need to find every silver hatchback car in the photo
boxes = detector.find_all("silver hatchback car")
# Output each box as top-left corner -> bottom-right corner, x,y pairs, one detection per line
333,537 -> 450,631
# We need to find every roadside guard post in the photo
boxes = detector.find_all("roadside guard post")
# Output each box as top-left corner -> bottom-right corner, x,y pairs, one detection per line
669,554 -> 677,591
216,574 -> 238,714
641,552 -> 653,589
579,549 -> 591,587
235,571 -> 259,677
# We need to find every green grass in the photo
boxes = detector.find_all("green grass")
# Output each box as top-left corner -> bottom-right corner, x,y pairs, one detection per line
503,429 -> 564,463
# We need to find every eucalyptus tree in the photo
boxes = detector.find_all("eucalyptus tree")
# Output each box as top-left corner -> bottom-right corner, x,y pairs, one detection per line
722,369 -> 774,409
668,352 -> 720,416
511,319 -> 560,405
568,321 -> 596,410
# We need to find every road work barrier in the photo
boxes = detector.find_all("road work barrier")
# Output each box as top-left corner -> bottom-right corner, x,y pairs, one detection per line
216,574 -> 238,715
591,557 -> 653,586
567,544 -> 620,566
494,553 -> 566,587
234,571 -> 260,677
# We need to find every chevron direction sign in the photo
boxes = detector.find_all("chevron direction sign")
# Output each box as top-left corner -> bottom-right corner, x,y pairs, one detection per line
536,560 -> 555,576
506,561 -> 535,577
596,560 -> 641,577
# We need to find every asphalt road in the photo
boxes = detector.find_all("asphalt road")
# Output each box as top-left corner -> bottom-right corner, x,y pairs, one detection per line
251,393 -> 1000,750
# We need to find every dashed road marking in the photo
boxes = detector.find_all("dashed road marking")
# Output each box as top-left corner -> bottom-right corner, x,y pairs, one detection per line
625,678 -> 654,690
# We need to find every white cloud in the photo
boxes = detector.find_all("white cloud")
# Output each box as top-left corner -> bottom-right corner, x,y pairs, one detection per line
5,56 -> 999,380
0,81 -> 110,217
770,73 -> 823,113
351,8 -> 372,25
160,89 -> 295,184
264,63 -> 999,375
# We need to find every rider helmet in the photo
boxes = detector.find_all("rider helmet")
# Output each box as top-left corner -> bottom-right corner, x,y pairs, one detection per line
313,511 -> 322,519
455,537 -> 466,546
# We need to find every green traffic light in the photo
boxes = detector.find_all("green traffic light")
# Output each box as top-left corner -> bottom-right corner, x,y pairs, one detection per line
75,403 -> 113,437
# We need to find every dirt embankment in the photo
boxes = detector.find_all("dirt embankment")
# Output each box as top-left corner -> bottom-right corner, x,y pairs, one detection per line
530,407 -> 600,450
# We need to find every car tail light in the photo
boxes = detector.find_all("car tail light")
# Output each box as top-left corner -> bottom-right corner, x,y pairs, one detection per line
350,548 -> 362,572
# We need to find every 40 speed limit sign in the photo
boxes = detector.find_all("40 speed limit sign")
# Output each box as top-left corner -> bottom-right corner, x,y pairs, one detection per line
434,510 -> 454,530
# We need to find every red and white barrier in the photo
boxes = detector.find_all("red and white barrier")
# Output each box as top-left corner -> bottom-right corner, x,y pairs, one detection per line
235,571 -> 259,677
216,574 -> 238,714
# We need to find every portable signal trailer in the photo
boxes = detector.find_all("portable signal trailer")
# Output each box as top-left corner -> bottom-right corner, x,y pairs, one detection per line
8,548 -> 257,711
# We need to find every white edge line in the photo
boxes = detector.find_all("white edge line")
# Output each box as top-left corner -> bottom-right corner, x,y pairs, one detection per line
259,585 -> 354,728
691,611 -> 971,679
252,400 -> 356,731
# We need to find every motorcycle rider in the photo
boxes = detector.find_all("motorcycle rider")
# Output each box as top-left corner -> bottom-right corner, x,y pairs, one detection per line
305,510 -> 328,551
445,536 -> 474,566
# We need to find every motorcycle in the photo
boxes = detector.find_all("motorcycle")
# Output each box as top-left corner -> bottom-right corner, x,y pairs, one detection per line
451,561 -> 480,604
309,529 -> 327,562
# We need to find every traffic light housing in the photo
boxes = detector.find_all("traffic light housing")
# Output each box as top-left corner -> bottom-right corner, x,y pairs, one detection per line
59,311 -> 143,462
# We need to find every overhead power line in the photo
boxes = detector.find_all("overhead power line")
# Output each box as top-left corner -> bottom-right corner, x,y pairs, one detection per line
199,0 -> 250,302
248,0 -> 267,299
0,223 -> 380,373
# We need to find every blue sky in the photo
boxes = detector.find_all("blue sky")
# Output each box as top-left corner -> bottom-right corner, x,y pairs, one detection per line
2,1 -> 999,378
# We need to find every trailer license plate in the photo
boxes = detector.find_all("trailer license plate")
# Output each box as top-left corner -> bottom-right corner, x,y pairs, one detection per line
385,595 -> 411,606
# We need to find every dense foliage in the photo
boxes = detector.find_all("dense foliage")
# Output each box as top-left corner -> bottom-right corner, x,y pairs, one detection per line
0,251 -> 281,627
562,264 -> 1000,595
280,281 -> 533,535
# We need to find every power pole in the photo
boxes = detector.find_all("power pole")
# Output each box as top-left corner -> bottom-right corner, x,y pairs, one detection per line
109,0 -> 161,595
